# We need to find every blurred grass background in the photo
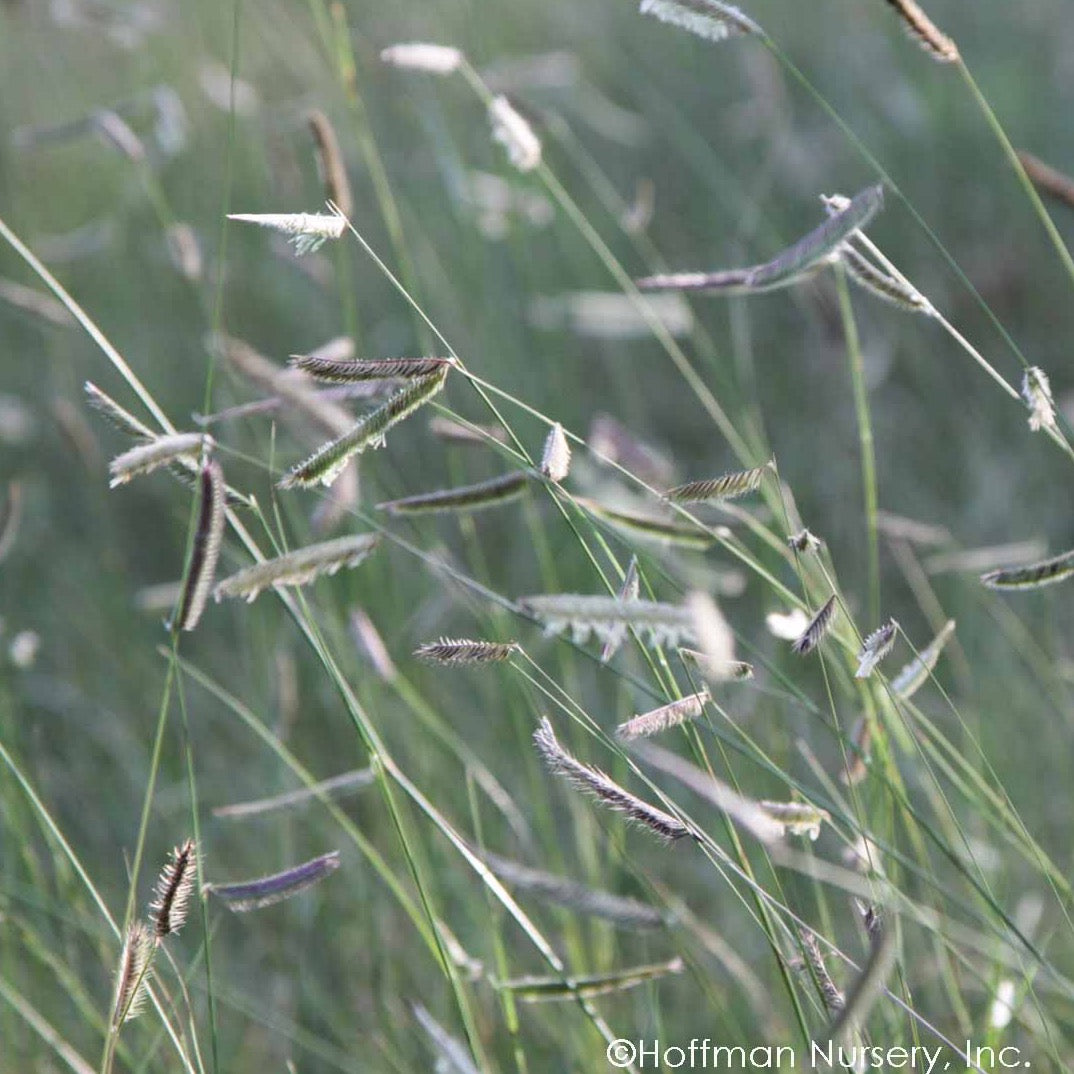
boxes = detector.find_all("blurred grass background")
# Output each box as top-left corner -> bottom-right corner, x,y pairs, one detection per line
2,0 -> 1074,1070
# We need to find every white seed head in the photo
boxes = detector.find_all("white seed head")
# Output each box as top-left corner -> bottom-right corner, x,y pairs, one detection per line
638,0 -> 760,42
540,422 -> 571,482
380,43 -> 463,74
228,211 -> 347,256
109,433 -> 209,488
1022,366 -> 1056,432
489,96 -> 541,173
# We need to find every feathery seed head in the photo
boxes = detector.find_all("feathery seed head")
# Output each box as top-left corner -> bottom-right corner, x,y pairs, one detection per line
111,921 -> 155,1026
228,211 -> 346,256
615,690 -> 709,741
175,461 -> 226,631
214,534 -> 379,603
109,433 -> 209,488
666,461 -> 771,504
638,0 -> 761,42
290,354 -> 455,384
280,368 -> 449,488
414,638 -> 521,665
521,593 -> 696,650
855,619 -> 898,678
534,717 -> 691,842
151,838 -> 197,939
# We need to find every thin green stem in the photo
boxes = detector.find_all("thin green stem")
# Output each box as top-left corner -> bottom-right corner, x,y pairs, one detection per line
835,266 -> 880,626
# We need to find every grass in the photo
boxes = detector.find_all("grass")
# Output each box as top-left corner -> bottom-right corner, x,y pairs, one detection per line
3,0 -> 1074,1070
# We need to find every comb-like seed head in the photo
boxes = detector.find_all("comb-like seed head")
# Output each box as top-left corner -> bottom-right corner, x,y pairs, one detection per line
791,595 -> 837,655
414,638 -> 521,665
150,838 -> 197,939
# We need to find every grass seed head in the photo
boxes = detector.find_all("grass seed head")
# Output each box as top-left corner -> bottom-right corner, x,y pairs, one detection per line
151,838 -> 197,939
